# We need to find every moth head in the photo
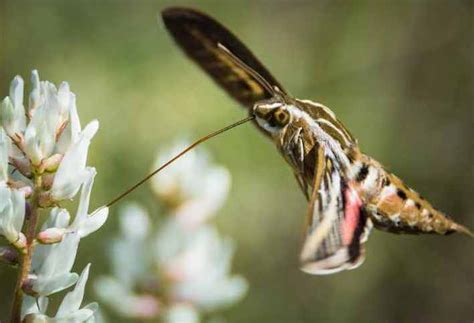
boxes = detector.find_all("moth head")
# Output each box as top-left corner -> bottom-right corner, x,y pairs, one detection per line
253,101 -> 292,135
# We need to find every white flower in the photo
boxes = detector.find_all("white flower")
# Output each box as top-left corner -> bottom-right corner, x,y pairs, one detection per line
23,82 -> 62,166
0,186 -> 26,249
28,70 -> 41,113
23,265 -> 98,322
0,76 -> 26,137
56,93 -> 81,154
50,121 -> 98,201
0,128 -> 9,184
110,203 -> 150,287
164,304 -> 199,323
155,220 -> 248,311
68,169 -> 108,238
0,71 -> 104,322
29,232 -> 80,296
119,203 -> 150,239
43,207 -> 71,229
151,140 -> 231,226
95,204 -> 160,319
22,70 -> 77,167
35,207 -> 69,246
36,169 -> 108,243
95,277 -> 160,319
22,295 -> 49,320
96,142 -> 246,320
54,264 -> 98,322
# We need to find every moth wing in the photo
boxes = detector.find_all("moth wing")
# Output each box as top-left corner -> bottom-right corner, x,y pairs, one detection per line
300,149 -> 372,275
161,7 -> 286,109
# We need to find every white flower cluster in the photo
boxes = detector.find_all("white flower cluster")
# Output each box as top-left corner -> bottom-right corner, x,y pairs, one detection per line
95,141 -> 247,323
0,71 -> 107,322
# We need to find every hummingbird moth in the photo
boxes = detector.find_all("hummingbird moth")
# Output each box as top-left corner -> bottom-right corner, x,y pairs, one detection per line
161,7 -> 472,274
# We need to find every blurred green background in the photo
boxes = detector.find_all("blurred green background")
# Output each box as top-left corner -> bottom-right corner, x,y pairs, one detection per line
1,0 -> 473,322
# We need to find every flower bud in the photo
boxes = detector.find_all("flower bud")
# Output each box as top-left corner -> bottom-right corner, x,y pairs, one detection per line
41,173 -> 55,190
1,97 -> 15,133
18,185 -> 33,198
0,76 -> 26,137
13,233 -> 27,251
36,228 -> 66,244
0,187 -> 26,249
39,153 -> 63,173
28,70 -> 41,115
22,277 -> 39,297
37,227 -> 67,244
38,191 -> 54,208
10,76 -> 24,111
24,314 -> 48,323
9,156 -> 32,178
0,246 -> 19,266
7,179 -> 24,189
57,82 -> 71,124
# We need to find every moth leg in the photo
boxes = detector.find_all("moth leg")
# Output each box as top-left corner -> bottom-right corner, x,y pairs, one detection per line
297,135 -> 305,169
300,145 -> 326,261
292,130 -> 310,198
294,172 -> 309,200
283,127 -> 307,194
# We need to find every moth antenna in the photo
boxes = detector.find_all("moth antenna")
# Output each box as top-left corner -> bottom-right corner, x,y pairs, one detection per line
102,115 -> 255,209
217,43 -> 276,96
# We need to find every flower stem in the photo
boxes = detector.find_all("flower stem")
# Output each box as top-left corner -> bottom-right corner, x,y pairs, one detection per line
10,175 -> 41,323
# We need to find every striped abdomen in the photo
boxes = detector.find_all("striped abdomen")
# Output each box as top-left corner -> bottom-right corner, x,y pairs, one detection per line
351,154 -> 472,236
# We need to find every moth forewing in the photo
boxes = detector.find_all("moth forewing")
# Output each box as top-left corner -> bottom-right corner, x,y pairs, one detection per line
161,7 -> 286,109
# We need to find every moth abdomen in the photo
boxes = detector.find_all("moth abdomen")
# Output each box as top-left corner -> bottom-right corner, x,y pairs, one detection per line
368,171 -> 473,237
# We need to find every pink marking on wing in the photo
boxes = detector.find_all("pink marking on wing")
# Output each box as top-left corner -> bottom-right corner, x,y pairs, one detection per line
342,185 -> 363,245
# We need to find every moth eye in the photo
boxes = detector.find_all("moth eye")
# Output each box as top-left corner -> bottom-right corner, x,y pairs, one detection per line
272,108 -> 290,126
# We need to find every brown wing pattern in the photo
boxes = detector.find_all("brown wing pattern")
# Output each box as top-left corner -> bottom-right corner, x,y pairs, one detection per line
162,7 -> 285,109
